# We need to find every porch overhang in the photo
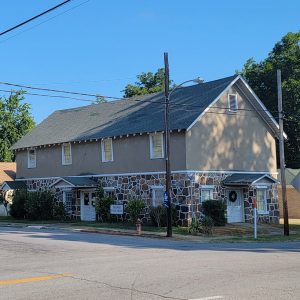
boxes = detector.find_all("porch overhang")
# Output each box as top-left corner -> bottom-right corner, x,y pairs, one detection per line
50,177 -> 97,189
222,173 -> 277,186
0,180 -> 27,191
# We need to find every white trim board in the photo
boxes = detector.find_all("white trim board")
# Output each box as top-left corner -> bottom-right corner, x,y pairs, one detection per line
15,170 -> 277,181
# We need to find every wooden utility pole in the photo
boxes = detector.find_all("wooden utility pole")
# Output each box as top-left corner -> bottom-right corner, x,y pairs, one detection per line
277,69 -> 289,236
164,52 -> 172,237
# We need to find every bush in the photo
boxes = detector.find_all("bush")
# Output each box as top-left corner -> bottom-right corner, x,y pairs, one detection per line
10,189 -> 27,219
200,216 -> 214,235
126,198 -> 145,223
201,200 -> 226,226
188,219 -> 201,235
95,195 -> 115,222
149,204 -> 179,227
188,216 -> 214,236
53,202 -> 67,221
25,191 -> 55,220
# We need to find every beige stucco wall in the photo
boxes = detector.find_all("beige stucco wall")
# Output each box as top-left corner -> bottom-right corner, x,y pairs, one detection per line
186,85 -> 277,173
16,132 -> 186,178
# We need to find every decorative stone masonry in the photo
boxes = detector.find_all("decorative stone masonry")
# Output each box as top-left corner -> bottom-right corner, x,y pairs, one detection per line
20,172 -> 280,225
244,184 -> 279,224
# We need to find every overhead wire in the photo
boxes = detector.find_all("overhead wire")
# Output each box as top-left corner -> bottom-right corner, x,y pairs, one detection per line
0,0 -> 90,44
0,81 -> 280,114
0,0 -> 72,37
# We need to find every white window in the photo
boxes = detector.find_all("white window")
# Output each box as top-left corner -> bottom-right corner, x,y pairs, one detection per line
62,143 -> 72,165
63,191 -> 72,213
228,94 -> 238,112
101,138 -> 113,162
256,188 -> 268,214
27,149 -> 36,168
152,186 -> 165,207
201,186 -> 214,202
150,133 -> 164,159
104,187 -> 115,197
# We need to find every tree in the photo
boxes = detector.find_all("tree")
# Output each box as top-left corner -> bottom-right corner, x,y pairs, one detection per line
93,95 -> 107,104
241,32 -> 300,168
0,91 -> 35,162
123,68 -> 174,98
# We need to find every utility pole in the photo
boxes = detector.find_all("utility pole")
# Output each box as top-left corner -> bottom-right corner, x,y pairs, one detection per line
277,69 -> 289,236
164,52 -> 172,237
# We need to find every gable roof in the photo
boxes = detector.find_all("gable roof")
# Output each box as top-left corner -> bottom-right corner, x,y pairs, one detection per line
0,180 -> 27,190
223,173 -> 277,186
50,177 -> 97,188
0,162 -> 16,183
11,74 -> 281,150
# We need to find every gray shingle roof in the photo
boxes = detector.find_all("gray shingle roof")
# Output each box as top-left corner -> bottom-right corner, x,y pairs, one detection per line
12,75 -> 238,150
62,177 -> 97,187
1,181 -> 27,190
223,173 -> 277,186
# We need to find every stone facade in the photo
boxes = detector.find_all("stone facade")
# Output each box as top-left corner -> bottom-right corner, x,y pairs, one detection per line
20,172 -> 280,225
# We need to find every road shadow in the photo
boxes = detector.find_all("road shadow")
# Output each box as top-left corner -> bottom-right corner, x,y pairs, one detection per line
1,227 -> 300,253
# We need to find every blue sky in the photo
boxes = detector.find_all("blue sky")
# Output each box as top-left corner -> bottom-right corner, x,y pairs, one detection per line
1,0 -> 299,123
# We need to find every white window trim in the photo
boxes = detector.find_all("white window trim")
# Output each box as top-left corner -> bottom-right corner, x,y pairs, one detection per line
101,138 -> 113,162
151,185 -> 165,207
27,148 -> 36,169
62,143 -> 72,165
149,133 -> 164,159
228,93 -> 238,112
200,185 -> 215,202
255,187 -> 269,214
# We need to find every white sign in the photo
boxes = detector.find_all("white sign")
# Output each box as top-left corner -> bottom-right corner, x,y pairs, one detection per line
110,204 -> 124,215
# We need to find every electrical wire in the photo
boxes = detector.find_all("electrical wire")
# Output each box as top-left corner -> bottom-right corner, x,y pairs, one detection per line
0,81 -> 280,113
0,0 -> 72,37
0,0 -> 90,44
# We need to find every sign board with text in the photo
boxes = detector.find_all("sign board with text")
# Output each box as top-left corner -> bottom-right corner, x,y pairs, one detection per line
110,204 -> 124,215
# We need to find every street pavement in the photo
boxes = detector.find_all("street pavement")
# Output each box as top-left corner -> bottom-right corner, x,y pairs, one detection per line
0,226 -> 299,300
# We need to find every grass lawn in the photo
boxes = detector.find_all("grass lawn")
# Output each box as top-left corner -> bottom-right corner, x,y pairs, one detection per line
1,216 -> 300,242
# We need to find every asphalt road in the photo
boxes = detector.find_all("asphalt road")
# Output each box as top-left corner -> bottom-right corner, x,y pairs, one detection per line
0,226 -> 299,300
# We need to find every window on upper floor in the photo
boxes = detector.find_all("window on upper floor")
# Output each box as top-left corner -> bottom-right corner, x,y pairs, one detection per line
27,149 -> 36,169
101,138 -> 113,162
149,133 -> 164,159
62,143 -> 72,165
256,188 -> 268,214
228,94 -> 238,112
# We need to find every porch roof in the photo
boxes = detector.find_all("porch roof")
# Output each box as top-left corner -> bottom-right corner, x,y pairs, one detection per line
50,177 -> 97,188
0,180 -> 27,190
222,173 -> 277,186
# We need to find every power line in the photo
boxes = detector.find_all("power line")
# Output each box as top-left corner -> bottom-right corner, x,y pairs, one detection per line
0,88 -> 280,119
0,81 -> 120,100
0,81 -> 280,113
0,0 -> 72,37
0,0 -> 90,44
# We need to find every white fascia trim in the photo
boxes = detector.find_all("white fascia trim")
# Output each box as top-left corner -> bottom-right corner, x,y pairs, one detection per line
187,75 -> 240,131
238,76 -> 287,139
49,178 -> 75,188
0,182 -> 10,190
252,174 -> 278,184
15,170 -> 277,181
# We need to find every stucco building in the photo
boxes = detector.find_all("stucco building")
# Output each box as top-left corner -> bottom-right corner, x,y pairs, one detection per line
6,75 -> 281,224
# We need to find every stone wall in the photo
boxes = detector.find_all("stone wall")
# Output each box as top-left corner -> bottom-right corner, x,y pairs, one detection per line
20,172 -> 280,225
244,184 -> 279,224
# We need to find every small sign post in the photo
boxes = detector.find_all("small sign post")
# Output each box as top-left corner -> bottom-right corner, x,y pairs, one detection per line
163,191 -> 169,208
253,198 -> 257,239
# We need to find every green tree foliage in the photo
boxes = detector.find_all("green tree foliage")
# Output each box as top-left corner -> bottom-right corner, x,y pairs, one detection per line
125,198 -> 145,223
95,185 -> 115,222
0,91 -> 35,162
241,32 -> 300,168
123,68 -> 174,98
